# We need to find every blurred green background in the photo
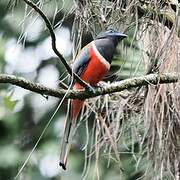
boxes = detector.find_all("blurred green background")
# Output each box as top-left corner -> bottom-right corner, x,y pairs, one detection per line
0,0 -> 146,179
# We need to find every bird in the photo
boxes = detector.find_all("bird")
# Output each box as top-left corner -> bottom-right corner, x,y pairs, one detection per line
59,29 -> 127,170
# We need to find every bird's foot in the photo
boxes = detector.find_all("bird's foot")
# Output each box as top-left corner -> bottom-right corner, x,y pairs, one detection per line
93,82 -> 105,90
85,85 -> 96,94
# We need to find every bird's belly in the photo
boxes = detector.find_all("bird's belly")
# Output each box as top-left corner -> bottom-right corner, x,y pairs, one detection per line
81,57 -> 109,85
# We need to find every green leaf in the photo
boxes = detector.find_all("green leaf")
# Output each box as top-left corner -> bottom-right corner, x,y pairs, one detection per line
3,95 -> 18,111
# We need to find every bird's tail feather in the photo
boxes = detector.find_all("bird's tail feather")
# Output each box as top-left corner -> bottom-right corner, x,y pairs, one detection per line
59,115 -> 76,170
59,99 -> 84,170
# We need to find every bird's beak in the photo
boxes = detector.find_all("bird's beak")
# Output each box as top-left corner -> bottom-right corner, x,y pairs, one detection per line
113,32 -> 127,39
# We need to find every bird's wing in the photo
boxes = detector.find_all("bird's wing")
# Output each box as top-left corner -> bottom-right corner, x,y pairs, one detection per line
72,43 -> 91,78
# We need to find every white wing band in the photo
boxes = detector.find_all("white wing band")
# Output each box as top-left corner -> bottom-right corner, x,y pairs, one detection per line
91,41 -> 111,70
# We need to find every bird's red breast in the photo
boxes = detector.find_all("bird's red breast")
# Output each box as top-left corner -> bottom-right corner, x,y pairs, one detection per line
74,42 -> 110,88
71,42 -> 110,119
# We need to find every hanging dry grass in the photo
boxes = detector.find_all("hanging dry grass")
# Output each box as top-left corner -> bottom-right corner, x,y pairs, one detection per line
70,0 -> 180,179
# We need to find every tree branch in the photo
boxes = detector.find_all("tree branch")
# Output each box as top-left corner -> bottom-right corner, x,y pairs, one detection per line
22,0 -> 92,89
0,73 -> 179,100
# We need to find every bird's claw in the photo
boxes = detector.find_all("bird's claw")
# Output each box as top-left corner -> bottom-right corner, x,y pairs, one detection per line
85,85 -> 96,94
92,82 -> 105,91
93,85 -> 103,90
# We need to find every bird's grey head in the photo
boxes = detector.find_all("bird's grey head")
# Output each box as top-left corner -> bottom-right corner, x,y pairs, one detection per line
95,29 -> 127,45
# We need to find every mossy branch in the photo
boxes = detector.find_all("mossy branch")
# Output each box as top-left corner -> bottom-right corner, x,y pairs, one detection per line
0,73 -> 179,100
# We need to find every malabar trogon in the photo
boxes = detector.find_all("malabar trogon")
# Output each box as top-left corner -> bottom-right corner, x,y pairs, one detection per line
59,29 -> 127,170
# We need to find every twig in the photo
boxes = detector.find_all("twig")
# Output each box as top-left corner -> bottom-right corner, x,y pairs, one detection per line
0,73 -> 179,100
137,5 -> 176,31
22,0 -> 92,89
